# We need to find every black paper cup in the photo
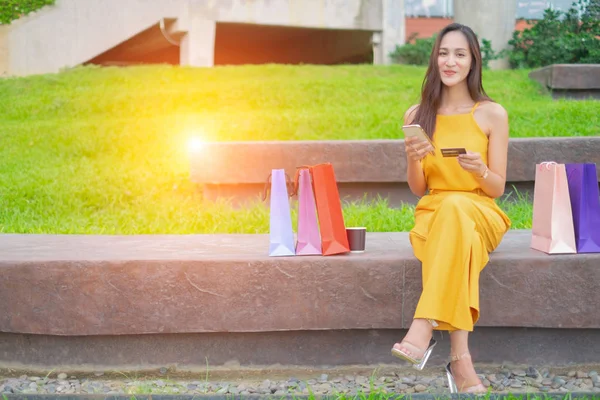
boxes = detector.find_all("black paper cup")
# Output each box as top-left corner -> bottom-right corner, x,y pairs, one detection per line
346,227 -> 366,253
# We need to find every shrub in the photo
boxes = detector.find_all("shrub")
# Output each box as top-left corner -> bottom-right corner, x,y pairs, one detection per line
506,0 -> 600,68
389,33 -> 435,66
583,0 -> 600,19
0,0 -> 55,25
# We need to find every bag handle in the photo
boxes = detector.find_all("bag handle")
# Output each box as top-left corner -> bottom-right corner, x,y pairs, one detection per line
262,172 -> 272,202
540,161 -> 558,170
262,171 -> 293,201
290,165 -> 315,197
290,162 -> 334,196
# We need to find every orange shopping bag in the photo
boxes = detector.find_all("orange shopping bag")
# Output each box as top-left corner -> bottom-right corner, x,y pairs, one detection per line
531,162 -> 577,254
301,163 -> 350,256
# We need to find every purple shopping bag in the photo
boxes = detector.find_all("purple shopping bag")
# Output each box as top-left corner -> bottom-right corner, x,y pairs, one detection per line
566,163 -> 600,253
293,168 -> 322,255
263,169 -> 295,257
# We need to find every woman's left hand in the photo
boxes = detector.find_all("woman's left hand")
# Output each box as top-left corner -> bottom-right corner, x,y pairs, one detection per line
458,151 -> 486,177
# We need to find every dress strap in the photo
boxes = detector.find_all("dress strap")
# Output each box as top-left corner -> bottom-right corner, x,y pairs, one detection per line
470,102 -> 480,114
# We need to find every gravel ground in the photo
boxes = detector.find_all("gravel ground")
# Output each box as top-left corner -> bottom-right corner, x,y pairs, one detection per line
2,366 -> 600,396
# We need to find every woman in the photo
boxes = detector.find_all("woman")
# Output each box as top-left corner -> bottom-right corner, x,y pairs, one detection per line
390,23 -> 511,393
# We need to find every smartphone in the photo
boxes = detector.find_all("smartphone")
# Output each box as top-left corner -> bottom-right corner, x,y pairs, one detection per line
441,148 -> 467,157
402,124 -> 435,156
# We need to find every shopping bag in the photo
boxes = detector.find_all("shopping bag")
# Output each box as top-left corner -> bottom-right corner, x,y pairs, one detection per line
300,163 -> 350,256
531,162 -> 577,254
565,163 -> 600,253
263,169 -> 295,257
293,168 -> 322,255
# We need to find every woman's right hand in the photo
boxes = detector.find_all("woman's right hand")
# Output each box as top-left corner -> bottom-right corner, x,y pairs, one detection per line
405,136 -> 435,162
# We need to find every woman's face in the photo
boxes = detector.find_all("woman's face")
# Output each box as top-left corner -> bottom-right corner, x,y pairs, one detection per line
437,30 -> 472,87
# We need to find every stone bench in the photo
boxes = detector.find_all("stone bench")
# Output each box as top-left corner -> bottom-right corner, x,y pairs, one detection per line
190,137 -> 600,206
1,230 -> 599,373
529,64 -> 600,100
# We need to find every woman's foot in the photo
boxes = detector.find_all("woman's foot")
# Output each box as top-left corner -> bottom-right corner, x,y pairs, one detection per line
448,352 -> 487,393
391,318 -> 436,367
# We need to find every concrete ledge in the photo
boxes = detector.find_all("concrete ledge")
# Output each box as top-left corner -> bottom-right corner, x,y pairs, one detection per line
529,64 -> 600,90
3,328 -> 600,371
1,231 -> 599,338
529,64 -> 600,100
190,137 -> 600,205
1,231 -> 600,370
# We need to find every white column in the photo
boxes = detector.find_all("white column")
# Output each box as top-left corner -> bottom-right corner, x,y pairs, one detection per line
180,15 -> 216,67
378,0 -> 405,65
453,0 -> 517,70
0,25 -> 9,75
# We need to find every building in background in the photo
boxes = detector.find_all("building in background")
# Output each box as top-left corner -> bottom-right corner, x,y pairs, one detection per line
0,0 -> 404,76
406,0 -> 579,39
0,0 -> 576,76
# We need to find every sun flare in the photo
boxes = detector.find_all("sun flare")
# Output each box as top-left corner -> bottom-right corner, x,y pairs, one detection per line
188,137 -> 205,153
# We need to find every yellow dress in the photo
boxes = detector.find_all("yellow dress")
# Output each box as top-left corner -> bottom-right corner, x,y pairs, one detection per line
409,103 -> 511,332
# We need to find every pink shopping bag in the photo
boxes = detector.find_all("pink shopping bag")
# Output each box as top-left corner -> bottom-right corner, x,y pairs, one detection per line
531,162 -> 577,254
293,168 -> 322,255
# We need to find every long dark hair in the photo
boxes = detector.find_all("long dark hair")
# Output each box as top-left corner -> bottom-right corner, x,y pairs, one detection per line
412,23 -> 492,138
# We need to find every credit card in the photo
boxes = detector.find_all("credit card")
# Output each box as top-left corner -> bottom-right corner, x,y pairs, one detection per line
441,148 -> 467,157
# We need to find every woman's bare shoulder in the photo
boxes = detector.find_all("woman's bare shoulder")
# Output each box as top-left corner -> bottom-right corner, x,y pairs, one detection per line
476,101 -> 509,138
403,104 -> 420,124
478,101 -> 508,121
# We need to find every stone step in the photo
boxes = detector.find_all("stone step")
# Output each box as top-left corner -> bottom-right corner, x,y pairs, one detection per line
529,64 -> 600,100
0,230 -> 599,371
190,137 -> 600,206
1,230 -> 598,335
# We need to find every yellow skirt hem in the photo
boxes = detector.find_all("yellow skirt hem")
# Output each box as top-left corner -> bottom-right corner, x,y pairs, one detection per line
413,309 -> 479,333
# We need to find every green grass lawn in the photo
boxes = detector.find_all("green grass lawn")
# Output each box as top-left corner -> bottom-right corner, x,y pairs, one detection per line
1,64 -> 594,234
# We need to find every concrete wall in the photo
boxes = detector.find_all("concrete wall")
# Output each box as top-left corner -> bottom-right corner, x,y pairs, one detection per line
453,0 -> 518,70
180,0 -> 404,67
6,0 -> 186,76
189,0 -> 384,31
5,0 -> 405,76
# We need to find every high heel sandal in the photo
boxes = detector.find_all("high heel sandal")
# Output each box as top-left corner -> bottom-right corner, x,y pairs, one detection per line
390,319 -> 438,370
445,352 -> 488,394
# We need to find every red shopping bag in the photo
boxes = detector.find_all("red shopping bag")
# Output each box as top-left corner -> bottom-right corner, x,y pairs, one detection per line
298,163 -> 350,256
